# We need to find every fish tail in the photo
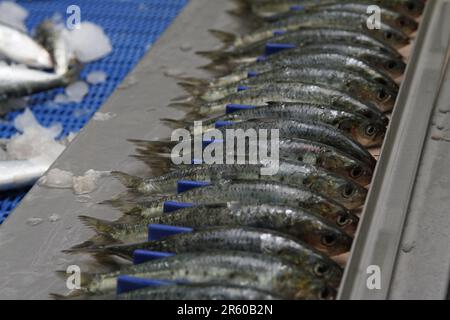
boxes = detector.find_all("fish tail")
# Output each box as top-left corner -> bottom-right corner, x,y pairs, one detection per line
63,235 -> 116,255
111,171 -> 143,189
129,139 -> 177,154
131,155 -> 174,175
177,82 -> 206,97
100,198 -> 137,212
209,29 -> 237,48
78,215 -> 115,234
171,94 -> 196,102
227,1 -> 251,17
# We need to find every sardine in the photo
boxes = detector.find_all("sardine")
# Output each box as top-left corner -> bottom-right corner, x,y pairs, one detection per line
112,159 -> 367,209
178,67 -> 398,111
213,10 -> 409,49
131,137 -> 374,186
117,284 -> 281,300
68,226 -> 343,287
109,180 -> 357,235
173,86 -> 389,139
0,22 -> 53,69
65,251 -> 337,299
0,159 -> 48,191
79,202 -> 355,254
241,0 -> 424,19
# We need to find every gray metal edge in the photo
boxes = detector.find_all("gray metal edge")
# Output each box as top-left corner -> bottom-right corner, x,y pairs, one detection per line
338,0 -> 450,300
0,0 -> 238,299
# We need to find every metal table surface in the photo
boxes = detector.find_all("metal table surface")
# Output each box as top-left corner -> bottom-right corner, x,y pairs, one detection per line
0,0 -> 237,299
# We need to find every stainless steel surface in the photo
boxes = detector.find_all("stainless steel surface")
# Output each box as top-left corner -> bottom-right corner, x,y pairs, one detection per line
339,0 -> 450,300
0,0 -> 238,299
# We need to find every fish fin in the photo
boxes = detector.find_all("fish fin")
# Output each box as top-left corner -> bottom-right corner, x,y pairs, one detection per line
173,76 -> 209,87
168,101 -> 199,111
171,93 -> 196,102
209,29 -> 237,47
196,49 -> 230,62
177,82 -> 206,97
111,171 -> 143,189
160,118 -> 191,129
78,215 -> 115,234
131,156 -> 173,175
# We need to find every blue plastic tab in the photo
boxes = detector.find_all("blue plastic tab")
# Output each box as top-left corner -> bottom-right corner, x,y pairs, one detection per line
290,5 -> 305,11
265,43 -> 296,56
226,104 -> 257,114
117,275 -> 173,294
273,30 -> 287,36
148,224 -> 193,241
237,85 -> 249,92
215,121 -> 236,128
256,56 -> 267,62
247,71 -> 258,78
177,180 -> 211,193
133,250 -> 175,265
163,201 -> 195,213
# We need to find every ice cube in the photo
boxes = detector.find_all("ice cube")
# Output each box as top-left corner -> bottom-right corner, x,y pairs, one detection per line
86,71 -> 107,84
65,81 -> 89,103
39,168 -> 74,189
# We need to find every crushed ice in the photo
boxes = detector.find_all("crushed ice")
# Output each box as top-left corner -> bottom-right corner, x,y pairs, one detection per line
0,1 -> 28,32
86,71 -> 107,84
93,112 -> 116,121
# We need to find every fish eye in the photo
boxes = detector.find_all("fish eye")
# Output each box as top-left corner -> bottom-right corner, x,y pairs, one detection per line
398,18 -> 407,27
377,89 -> 387,100
345,81 -> 352,88
337,214 -> 352,227
386,60 -> 397,70
385,32 -> 393,40
341,184 -> 355,199
321,234 -> 337,247
407,1 -> 416,11
318,287 -> 334,300
375,78 -> 387,86
365,125 -> 377,137
350,167 -> 363,179
314,263 -> 329,277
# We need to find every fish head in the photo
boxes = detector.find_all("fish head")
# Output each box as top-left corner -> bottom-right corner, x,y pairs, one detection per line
373,84 -> 398,112
309,254 -> 343,289
394,15 -> 419,35
366,27 -> 410,49
315,175 -> 367,211
350,120 -> 387,148
381,57 -> 406,79
292,279 -> 337,300
304,218 -> 354,255
398,0 -> 425,18
319,151 -> 373,186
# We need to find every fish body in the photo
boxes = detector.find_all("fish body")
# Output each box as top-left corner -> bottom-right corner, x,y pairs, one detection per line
224,10 -> 409,49
35,20 -> 72,75
193,52 -> 399,95
118,284 -> 281,300
180,66 -> 397,111
199,27 -> 400,64
132,137 -> 374,185
80,251 -> 337,299
80,203 -> 355,254
176,84 -> 389,135
69,226 -> 343,287
116,180 -> 357,235
0,22 -> 53,69
0,160 -> 48,191
0,64 -> 78,101
114,158 -> 367,209
264,3 -> 419,36
244,0 -> 424,19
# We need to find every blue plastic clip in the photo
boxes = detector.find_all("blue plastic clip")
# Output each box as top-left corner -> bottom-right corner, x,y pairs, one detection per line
256,56 -> 267,63
177,180 -> 211,193
148,224 -> 193,241
226,104 -> 257,114
117,275 -> 173,294
290,5 -> 305,11
215,120 -> 236,128
273,29 -> 287,36
237,85 -> 249,92
163,201 -> 195,213
265,43 -> 296,55
247,71 -> 258,78
133,250 -> 175,265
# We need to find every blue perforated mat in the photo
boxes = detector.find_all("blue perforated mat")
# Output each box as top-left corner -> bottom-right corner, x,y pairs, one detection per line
0,0 -> 189,225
